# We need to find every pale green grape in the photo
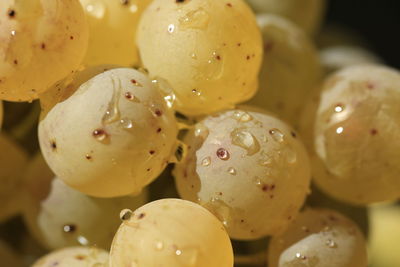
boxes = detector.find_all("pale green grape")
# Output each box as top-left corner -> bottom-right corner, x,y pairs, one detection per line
137,0 -> 263,116
301,65 -> 400,204
245,0 -> 326,35
369,204 -> 400,267
174,108 -> 311,240
268,208 -> 367,267
320,46 -> 381,74
0,0 -> 89,102
38,68 -> 179,197
79,0 -> 151,66
32,246 -> 109,267
110,199 -> 233,267
0,240 -> 23,267
246,14 -> 321,126
0,133 -> 28,222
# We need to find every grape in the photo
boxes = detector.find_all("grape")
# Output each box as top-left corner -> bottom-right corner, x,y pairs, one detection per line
79,0 -> 152,66
110,198 -> 233,267
245,0 -> 326,35
0,240 -> 23,267
173,108 -> 311,240
246,14 -> 321,126
0,0 -> 89,102
268,208 -> 368,267
32,246 -> 109,267
320,46 -> 381,74
369,204 -> 400,267
0,133 -> 28,222
301,65 -> 400,204
137,0 -> 263,116
38,68 -> 179,197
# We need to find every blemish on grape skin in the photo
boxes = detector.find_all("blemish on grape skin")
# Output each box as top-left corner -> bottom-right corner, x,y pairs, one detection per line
70,36 -> 74,40
137,213 -> 146,219
157,128 -> 162,133
75,255 -> 86,260
370,128 -> 378,136
291,131 -> 297,138
7,9 -> 16,18
63,224 -> 77,233
154,109 -> 163,117
149,150 -> 155,155
41,43 -> 46,50
85,154 -> 92,160
50,140 -> 57,151
216,148 -> 230,160
226,3 -> 233,7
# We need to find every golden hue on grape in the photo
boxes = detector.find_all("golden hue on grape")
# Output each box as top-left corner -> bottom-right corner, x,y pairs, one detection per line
79,0 -> 151,66
137,0 -> 263,116
246,0 -> 326,35
0,0 -> 89,102
39,68 -> 179,197
300,65 -> 400,204
110,199 -> 233,267
268,208 -> 367,267
174,108 -> 311,240
247,14 -> 321,125
32,246 -> 109,267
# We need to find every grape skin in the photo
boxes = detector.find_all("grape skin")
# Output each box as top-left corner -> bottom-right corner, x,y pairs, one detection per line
268,208 -> 368,267
0,0 -> 89,102
246,14 -> 321,126
137,0 -> 263,116
79,0 -> 152,66
301,65 -> 400,204
110,199 -> 233,267
245,0 -> 326,35
32,246 -> 109,267
22,155 -> 148,250
38,68 -> 179,197
174,108 -> 311,240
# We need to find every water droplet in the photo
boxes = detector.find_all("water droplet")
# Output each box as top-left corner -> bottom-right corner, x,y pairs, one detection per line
177,248 -> 199,266
216,148 -> 230,160
269,129 -> 284,143
63,224 -> 76,233
326,239 -> 337,248
192,88 -> 201,96
120,118 -> 133,129
295,252 -> 307,260
191,53 -> 197,59
152,78 -> 176,108
336,127 -> 344,134
202,198 -> 231,228
154,240 -> 164,251
85,2 -> 106,19
120,209 -> 133,221
168,24 -> 175,33
124,92 -> 140,102
194,124 -> 209,139
231,128 -> 260,156
334,104 -> 344,113
201,157 -> 211,166
258,151 -> 272,166
175,249 -> 182,256
92,129 -> 108,143
233,111 -> 253,122
285,146 -> 297,164
227,167 -> 236,175
179,8 -> 210,30
77,235 -> 90,246
102,77 -> 122,124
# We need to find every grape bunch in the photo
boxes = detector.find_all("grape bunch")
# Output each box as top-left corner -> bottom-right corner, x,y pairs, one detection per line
0,0 -> 398,267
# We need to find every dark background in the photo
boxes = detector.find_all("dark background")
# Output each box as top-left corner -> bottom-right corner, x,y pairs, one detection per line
325,0 -> 400,69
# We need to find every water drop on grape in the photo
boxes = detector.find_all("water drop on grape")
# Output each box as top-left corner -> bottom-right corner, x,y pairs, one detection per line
269,129 -> 284,143
231,128 -> 260,155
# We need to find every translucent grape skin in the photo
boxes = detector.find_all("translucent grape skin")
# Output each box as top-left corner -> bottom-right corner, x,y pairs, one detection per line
38,68 -> 179,197
245,0 -> 326,35
0,134 -> 28,222
32,246 -> 109,267
173,108 -> 311,240
300,64 -> 400,204
0,0 -> 89,102
268,208 -> 368,267
137,0 -> 263,116
22,155 -> 148,250
79,0 -> 152,67
110,199 -> 233,267
246,14 -> 321,126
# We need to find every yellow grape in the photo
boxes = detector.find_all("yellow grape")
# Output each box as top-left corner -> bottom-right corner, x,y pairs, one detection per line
268,208 -> 368,267
137,0 -> 263,116
79,0 -> 152,66
110,199 -> 233,267
247,14 -> 321,126
0,133 -> 28,222
0,0 -> 89,102
300,65 -> 400,204
245,0 -> 326,35
32,246 -> 109,267
38,68 -> 179,197
174,108 -> 311,240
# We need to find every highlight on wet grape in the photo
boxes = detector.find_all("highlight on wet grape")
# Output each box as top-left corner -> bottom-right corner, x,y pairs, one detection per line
79,0 -> 152,66
32,246 -> 109,267
174,108 -> 311,240
110,198 -> 233,267
0,0 -> 89,102
247,14 -> 321,125
268,208 -> 368,267
245,0 -> 326,35
300,64 -> 400,204
137,0 -> 263,116
38,68 -> 179,197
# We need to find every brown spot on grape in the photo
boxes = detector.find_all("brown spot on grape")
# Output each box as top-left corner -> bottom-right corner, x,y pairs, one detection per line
138,213 -> 145,219
370,128 -> 378,136
75,255 -> 86,260
216,148 -> 230,160
7,9 -> 16,18
51,141 -> 57,151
